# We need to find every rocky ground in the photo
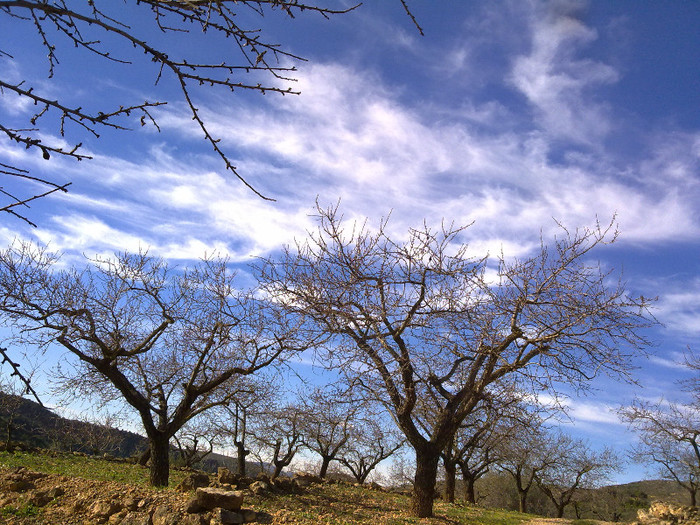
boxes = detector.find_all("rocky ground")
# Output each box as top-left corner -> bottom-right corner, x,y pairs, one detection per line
0,465 -> 280,524
4,461 -> 699,525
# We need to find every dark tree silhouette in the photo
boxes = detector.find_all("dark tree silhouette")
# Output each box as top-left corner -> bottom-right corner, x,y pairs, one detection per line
259,203 -> 653,517
0,241 -> 313,486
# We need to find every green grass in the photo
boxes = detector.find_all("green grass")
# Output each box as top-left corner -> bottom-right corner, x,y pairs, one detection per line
247,479 -> 534,525
0,502 -> 40,518
0,450 -> 187,487
0,450 -> 537,525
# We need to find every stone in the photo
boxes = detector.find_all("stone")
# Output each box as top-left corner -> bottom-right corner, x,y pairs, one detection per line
248,480 -> 270,495
152,505 -> 181,525
187,487 -> 244,513
241,509 -> 257,523
210,507 -> 244,525
89,499 -> 123,519
292,473 -> 321,488
7,480 -> 34,491
118,511 -> 152,525
46,486 -> 66,498
177,472 -> 211,492
217,467 -> 238,485
272,477 -> 295,492
180,514 -> 208,525
29,491 -> 54,507
637,502 -> 700,525
108,509 -> 129,524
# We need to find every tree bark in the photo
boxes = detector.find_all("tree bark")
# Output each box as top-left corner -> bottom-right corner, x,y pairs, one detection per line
235,441 -> 248,477
690,488 -> 697,508
148,434 -> 171,488
411,449 -> 440,518
4,413 -> 14,452
272,461 -> 284,480
518,490 -> 528,514
138,447 -> 151,466
443,460 -> 457,503
319,456 -> 332,479
463,473 -> 477,504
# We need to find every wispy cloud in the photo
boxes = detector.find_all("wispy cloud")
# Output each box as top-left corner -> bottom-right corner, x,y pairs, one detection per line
4,1 -> 699,268
654,278 -> 700,335
510,0 -> 619,144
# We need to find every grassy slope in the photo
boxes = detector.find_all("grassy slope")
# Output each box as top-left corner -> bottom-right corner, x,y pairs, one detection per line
0,450 -> 533,525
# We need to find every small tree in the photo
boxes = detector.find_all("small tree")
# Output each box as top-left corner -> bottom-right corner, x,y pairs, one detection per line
441,385 -> 531,503
535,433 -> 619,518
251,402 -> 304,480
498,422 -> 556,514
260,204 -> 653,517
621,349 -> 700,508
214,376 -> 274,476
0,241 -> 312,486
621,399 -> 700,507
173,418 -> 218,469
299,385 -> 357,479
338,415 -> 404,484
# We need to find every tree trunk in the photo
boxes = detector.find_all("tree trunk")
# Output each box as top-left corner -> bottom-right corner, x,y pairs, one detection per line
690,488 -> 697,508
148,435 -> 171,487
443,460 -> 457,503
411,449 -> 440,518
4,414 -> 14,452
556,503 -> 565,519
463,473 -> 476,504
518,488 -> 528,514
138,447 -> 151,466
319,456 -> 331,479
272,461 -> 284,480
235,441 -> 248,477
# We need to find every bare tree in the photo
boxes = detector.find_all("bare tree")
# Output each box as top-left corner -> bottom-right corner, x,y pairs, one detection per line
259,203 -> 653,517
338,414 -> 404,484
497,420 -> 557,514
621,399 -> 700,507
0,1 -> 421,225
173,417 -> 219,469
440,384 -> 533,504
621,348 -> 700,508
535,433 -> 619,518
0,241 -> 312,486
250,401 -> 304,480
62,412 -> 126,457
214,376 -> 274,477
299,385 -> 357,479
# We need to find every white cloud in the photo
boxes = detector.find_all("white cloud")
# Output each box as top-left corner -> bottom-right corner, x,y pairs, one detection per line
654,279 -> 700,335
3,2 -> 698,266
510,1 -> 619,144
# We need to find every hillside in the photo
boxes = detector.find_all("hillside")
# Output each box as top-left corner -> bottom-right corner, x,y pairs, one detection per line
610,479 -> 690,507
0,392 -> 146,458
0,393 -> 272,475
0,450 -> 557,525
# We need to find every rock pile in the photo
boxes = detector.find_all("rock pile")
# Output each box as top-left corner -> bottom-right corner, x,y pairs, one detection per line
636,502 -> 700,525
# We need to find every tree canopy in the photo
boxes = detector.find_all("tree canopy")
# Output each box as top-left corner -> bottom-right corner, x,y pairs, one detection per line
259,203 -> 654,517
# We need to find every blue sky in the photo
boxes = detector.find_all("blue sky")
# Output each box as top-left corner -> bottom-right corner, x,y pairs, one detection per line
1,1 -> 699,483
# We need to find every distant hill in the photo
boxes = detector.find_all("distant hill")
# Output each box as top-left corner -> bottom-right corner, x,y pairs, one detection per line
0,391 -> 147,457
610,479 -> 690,507
0,392 -> 268,474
